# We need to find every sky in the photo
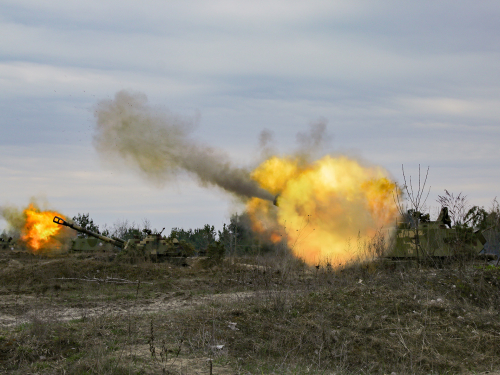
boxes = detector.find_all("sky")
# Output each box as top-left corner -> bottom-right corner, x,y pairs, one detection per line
1,0 -> 499,233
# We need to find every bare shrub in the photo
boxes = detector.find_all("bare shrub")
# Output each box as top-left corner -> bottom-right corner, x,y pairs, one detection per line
395,165 -> 431,261
437,190 -> 470,227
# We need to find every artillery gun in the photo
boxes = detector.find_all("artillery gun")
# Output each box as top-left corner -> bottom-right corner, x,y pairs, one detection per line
387,207 -> 487,260
53,216 -> 125,249
53,216 -> 192,262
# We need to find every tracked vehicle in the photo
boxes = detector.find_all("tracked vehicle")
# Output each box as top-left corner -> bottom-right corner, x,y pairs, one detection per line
53,216 -> 193,262
387,207 -> 487,260
0,237 -> 14,250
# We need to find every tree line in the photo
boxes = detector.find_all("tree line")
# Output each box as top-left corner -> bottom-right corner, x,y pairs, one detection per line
69,212 -> 283,257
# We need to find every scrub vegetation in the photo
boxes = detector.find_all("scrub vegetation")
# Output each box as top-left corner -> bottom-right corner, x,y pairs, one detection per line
1,246 -> 500,375
1,196 -> 500,374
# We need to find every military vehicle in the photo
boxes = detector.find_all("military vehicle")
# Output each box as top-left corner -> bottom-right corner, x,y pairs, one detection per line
70,237 -> 116,253
53,216 -> 193,262
387,207 -> 487,259
0,237 -> 14,250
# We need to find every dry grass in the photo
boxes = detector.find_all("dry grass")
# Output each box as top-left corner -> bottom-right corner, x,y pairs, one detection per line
0,249 -> 499,374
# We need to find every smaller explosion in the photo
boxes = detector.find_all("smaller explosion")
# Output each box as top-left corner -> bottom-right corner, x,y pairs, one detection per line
1,202 -> 71,253
22,204 -> 66,251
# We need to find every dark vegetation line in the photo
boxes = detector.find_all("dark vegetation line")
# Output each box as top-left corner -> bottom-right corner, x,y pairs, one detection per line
65,212 -> 282,257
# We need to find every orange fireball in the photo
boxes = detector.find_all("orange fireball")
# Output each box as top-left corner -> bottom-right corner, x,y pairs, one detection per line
21,204 -> 65,251
248,155 -> 399,267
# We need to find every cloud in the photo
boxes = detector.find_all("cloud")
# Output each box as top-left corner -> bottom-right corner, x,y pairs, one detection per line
397,97 -> 483,116
1,0 -> 500,232
0,144 -> 238,232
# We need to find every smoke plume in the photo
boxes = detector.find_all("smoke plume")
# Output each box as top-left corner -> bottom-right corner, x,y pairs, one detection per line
295,118 -> 332,161
0,204 -> 25,232
93,90 -> 274,201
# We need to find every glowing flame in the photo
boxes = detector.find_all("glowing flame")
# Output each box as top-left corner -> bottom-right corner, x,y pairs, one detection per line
248,155 -> 399,266
21,204 -> 66,251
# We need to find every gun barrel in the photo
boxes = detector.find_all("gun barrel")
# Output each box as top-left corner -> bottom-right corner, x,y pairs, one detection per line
273,194 -> 280,207
53,216 -> 125,248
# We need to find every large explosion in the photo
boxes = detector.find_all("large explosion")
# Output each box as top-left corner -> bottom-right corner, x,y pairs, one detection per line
248,156 -> 398,265
0,202 -> 71,253
93,90 -> 399,267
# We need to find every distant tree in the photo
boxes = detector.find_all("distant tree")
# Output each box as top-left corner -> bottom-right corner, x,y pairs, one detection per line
218,223 -> 232,252
463,206 -> 489,230
177,240 -> 195,257
122,227 -> 144,241
169,224 -> 218,255
169,213 -> 282,257
108,219 -> 147,241
72,213 -> 101,238
203,240 -> 225,266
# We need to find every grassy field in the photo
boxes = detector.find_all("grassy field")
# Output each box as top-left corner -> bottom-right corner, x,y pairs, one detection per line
1,249 -> 499,375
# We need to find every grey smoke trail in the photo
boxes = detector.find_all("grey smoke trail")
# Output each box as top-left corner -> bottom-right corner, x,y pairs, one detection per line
295,118 -> 332,162
0,205 -> 25,232
93,90 -> 274,201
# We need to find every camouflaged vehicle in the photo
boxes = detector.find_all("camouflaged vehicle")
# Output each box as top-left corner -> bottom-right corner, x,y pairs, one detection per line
0,237 -> 14,251
387,207 -> 487,259
53,216 -> 192,262
70,237 -> 116,252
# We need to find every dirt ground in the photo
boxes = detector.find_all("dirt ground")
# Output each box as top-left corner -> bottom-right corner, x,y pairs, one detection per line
0,289 -> 258,327
1,250 -> 500,374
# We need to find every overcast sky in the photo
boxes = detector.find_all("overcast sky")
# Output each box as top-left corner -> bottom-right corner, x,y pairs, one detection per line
1,0 -> 499,233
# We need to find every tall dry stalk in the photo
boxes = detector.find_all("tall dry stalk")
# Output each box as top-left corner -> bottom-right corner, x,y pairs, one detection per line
394,165 -> 431,261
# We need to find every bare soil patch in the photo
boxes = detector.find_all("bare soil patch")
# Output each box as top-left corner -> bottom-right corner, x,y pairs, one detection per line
1,250 -> 500,374
0,289 -> 257,328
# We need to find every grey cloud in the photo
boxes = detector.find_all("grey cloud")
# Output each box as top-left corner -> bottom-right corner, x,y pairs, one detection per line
1,0 -> 499,232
